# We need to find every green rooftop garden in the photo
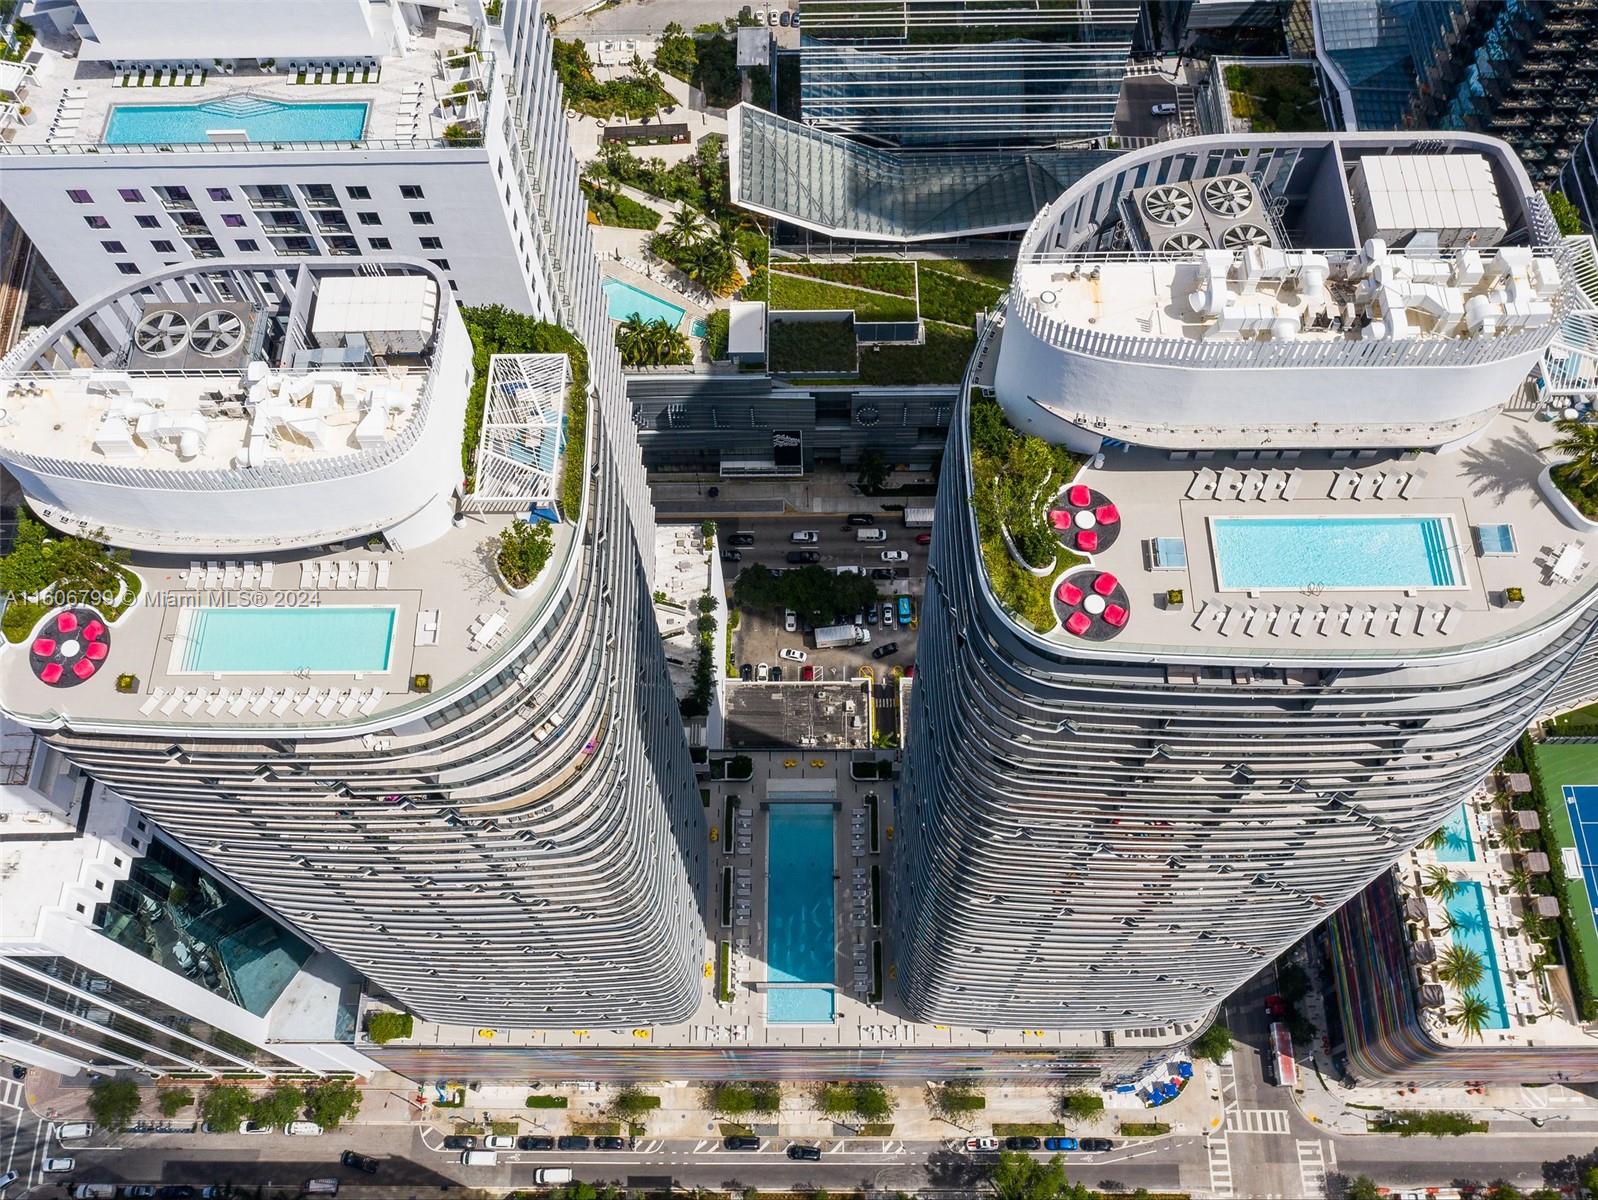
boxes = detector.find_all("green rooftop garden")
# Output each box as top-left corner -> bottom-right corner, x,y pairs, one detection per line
1224,63 -> 1325,133
0,513 -> 141,644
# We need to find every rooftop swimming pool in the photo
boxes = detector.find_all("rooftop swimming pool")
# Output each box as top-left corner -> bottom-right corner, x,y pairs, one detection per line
766,803 -> 837,1024
1444,881 -> 1509,1030
1210,515 -> 1463,592
1434,801 -> 1477,864
105,98 -> 369,144
172,606 -> 396,675
602,278 -> 687,330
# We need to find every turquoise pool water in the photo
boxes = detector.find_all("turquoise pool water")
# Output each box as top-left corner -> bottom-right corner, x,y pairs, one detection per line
105,97 -> 368,144
1443,881 -> 1510,1030
173,606 -> 396,674
766,803 -> 837,1024
602,277 -> 686,329
690,317 -> 708,338
1210,515 -> 1462,591
1434,802 -> 1476,864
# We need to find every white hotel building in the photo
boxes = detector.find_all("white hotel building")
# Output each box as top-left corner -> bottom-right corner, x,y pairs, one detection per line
897,132 -> 1598,1030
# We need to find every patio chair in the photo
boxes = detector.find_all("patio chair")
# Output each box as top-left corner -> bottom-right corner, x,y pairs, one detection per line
205,691 -> 230,716
301,561 -> 316,589
1400,468 -> 1428,499
1056,580 -> 1084,607
1320,604 -> 1348,635
1094,503 -> 1119,526
1103,603 -> 1128,628
250,690 -> 275,715
376,561 -> 391,588
1216,468 -> 1242,501
1281,472 -> 1303,501
261,562 -> 275,587
181,690 -> 209,715
294,690 -> 321,715
227,691 -> 252,716
317,690 -> 342,717
1369,603 -> 1396,636
1217,607 -> 1242,637
161,690 -> 186,715
1065,612 -> 1092,636
1243,607 -> 1267,637
1048,509 -> 1073,531
1238,472 -> 1263,502
1076,529 -> 1099,553
1186,468 -> 1218,500
1190,601 -> 1213,631
356,561 -> 372,589
1439,603 -> 1463,635
1347,604 -> 1373,636
1093,572 -> 1119,596
1067,483 -> 1091,508
139,689 -> 168,716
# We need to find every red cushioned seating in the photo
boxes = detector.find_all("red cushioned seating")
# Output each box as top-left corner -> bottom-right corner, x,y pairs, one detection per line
81,619 -> 106,641
85,641 -> 108,661
72,658 -> 96,679
1067,484 -> 1091,508
1065,612 -> 1092,636
1093,572 -> 1119,596
31,638 -> 56,657
56,611 -> 79,634
1056,580 -> 1084,606
39,663 -> 63,684
1103,603 -> 1129,627
1049,509 -> 1073,530
1076,529 -> 1099,553
1094,504 -> 1119,526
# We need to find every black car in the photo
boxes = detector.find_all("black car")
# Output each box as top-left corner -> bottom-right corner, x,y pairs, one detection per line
557,1135 -> 592,1151
846,514 -> 876,526
869,567 -> 895,580
157,1188 -> 197,1200
724,1135 -> 761,1151
771,666 -> 783,682
594,1136 -> 627,1150
786,550 -> 820,564
721,550 -> 742,563
787,1144 -> 822,1160
740,662 -> 753,681
730,532 -> 756,547
518,1136 -> 556,1151
442,1135 -> 476,1150
1079,1138 -> 1114,1153
341,1150 -> 380,1174
871,642 -> 898,659
1004,1136 -> 1041,1152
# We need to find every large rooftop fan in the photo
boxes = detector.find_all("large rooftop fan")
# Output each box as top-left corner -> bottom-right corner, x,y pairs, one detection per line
133,309 -> 190,357
1161,233 -> 1210,254
1201,176 -> 1255,218
1221,223 -> 1272,249
1141,185 -> 1194,226
188,308 -> 246,357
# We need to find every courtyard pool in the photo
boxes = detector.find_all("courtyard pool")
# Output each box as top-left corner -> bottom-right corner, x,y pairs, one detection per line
1434,801 -> 1477,863
1443,881 -> 1510,1030
765,803 -> 837,1024
602,277 -> 687,329
105,97 -> 369,144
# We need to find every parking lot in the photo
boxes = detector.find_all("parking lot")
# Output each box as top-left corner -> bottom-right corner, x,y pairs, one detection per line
719,514 -> 929,684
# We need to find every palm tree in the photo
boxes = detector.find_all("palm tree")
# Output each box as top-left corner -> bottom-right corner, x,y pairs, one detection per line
1448,993 -> 1492,1040
615,315 -> 650,366
1436,943 -> 1486,991
663,206 -> 703,253
1422,865 -> 1461,902
687,238 -> 736,294
1422,825 -> 1450,852
1507,866 -> 1532,895
1554,418 -> 1598,488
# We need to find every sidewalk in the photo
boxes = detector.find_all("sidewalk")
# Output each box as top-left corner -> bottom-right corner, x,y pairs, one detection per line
649,469 -> 938,518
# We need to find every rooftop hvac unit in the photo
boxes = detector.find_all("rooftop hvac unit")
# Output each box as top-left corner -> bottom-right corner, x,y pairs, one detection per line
133,309 -> 190,357
1220,223 -> 1273,249
1200,175 -> 1257,218
1141,185 -> 1195,226
188,308 -> 247,357
1161,232 -> 1211,253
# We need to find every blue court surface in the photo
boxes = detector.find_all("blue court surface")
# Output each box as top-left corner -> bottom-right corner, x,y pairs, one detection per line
1562,785 -> 1598,917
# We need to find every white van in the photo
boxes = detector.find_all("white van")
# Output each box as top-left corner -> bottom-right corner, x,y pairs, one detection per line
304,1180 -> 340,1195
69,1186 -> 117,1200
286,1121 -> 324,1136
55,1123 -> 94,1141
536,1169 -> 575,1185
855,528 -> 887,542
461,1150 -> 498,1166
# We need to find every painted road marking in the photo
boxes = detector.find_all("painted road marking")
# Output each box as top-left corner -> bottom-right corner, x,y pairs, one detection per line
1205,1131 -> 1233,1199
0,1080 -> 20,1110
1296,1139 -> 1327,1198
1229,1108 -> 1291,1134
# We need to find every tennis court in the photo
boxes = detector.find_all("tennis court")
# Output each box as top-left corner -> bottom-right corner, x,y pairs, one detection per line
1566,786 -> 1598,920
1531,742 -> 1598,999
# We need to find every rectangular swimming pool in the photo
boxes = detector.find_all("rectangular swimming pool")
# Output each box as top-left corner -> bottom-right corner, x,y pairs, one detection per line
1443,881 -> 1509,1030
1210,515 -> 1464,592
1433,801 -> 1476,864
602,277 -> 687,330
172,606 -> 397,675
105,98 -> 369,144
765,803 -> 837,1024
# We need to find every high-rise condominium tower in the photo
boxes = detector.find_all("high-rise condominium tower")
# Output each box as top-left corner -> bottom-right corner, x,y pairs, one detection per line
895,131 -> 1596,1029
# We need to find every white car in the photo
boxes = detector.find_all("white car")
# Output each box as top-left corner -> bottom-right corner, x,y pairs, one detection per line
757,662 -> 770,682
286,1121 -> 324,1136
0,1171 -> 15,1191
790,530 -> 819,543
779,647 -> 807,662
238,1120 -> 274,1135
964,1137 -> 1000,1152
767,8 -> 780,23
483,1135 -> 515,1150
784,608 -> 797,632
42,1157 -> 75,1173
881,550 -> 909,562
1151,101 -> 1178,116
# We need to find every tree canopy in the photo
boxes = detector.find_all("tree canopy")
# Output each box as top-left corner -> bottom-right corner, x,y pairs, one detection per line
732,563 -> 879,624
989,1151 -> 1092,1200
303,1079 -> 362,1130
87,1078 -> 141,1133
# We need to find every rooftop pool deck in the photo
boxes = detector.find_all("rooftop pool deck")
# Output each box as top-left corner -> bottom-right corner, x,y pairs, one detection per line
765,803 -> 838,1025
1445,881 -> 1511,1030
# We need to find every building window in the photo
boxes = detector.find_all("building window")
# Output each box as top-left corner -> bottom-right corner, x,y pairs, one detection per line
236,239 -> 259,252
400,184 -> 425,199
347,185 -> 371,200
357,211 -> 381,226
94,879 -> 104,890
368,237 -> 391,250
118,188 -> 144,203
419,236 -> 443,250
135,214 -> 160,229
409,210 -> 433,225
85,215 -> 110,229
221,213 -> 246,228
76,903 -> 85,914
203,187 -> 229,201
116,262 -> 140,275
100,240 -> 126,253
430,258 -> 450,270
151,240 -> 175,253
67,189 -> 92,204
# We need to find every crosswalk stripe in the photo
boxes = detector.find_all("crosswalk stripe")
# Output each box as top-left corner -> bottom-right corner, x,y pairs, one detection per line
1206,1131 -> 1234,1199
1229,1108 -> 1291,1134
1296,1139 -> 1327,1198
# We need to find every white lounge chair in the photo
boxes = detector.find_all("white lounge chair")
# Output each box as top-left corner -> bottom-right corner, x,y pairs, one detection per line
301,562 -> 316,589
1330,468 -> 1358,500
338,691 -> 360,717
1190,601 -> 1213,631
227,691 -> 252,716
250,689 -> 274,715
271,691 -> 296,716
140,689 -> 168,715
1244,606 -> 1267,636
261,562 -> 275,587
1218,606 -> 1242,637
359,688 -> 383,714
1355,472 -> 1380,501
1400,468 -> 1428,499
317,690 -> 342,716
1347,604 -> 1373,636
1281,472 -> 1303,501
356,561 -> 372,589
1369,603 -> 1395,636
205,691 -> 230,716
375,560 -> 391,588
1439,603 -> 1463,635
1239,472 -> 1264,502
295,690 -> 321,715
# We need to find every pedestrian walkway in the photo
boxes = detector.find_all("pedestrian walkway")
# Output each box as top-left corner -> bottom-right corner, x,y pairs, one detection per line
1204,1130 -> 1233,1198
1296,1138 -> 1328,1196
1229,1108 -> 1291,1134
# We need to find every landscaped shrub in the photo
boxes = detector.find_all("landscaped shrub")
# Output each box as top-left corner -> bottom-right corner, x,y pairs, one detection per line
0,512 -> 140,643
769,271 -> 918,322
553,38 -> 673,120
857,324 -> 975,385
704,309 -> 730,360
772,260 -> 916,296
365,1011 -> 414,1044
1224,64 -> 1325,132
653,23 -> 741,107
580,180 -> 662,230
526,1094 -> 570,1108
917,265 -> 1007,326
768,318 -> 855,374
493,519 -> 555,589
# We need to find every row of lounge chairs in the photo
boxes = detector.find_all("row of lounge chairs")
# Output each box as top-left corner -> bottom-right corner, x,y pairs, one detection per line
398,81 -> 429,138
46,87 -> 88,144
1192,599 -> 1464,639
1329,467 -> 1428,500
139,685 -> 385,718
288,61 -> 380,85
117,65 -> 208,87
185,559 -> 275,589
298,559 -> 393,589
1187,467 -> 1303,502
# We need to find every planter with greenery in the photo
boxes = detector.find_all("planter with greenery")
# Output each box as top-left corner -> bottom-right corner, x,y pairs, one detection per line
704,308 -> 731,360
1165,588 -> 1184,610
580,180 -> 662,230
492,518 -> 555,593
365,1011 -> 414,1044
717,939 -> 733,1002
0,513 -> 142,644
526,1094 -> 569,1108
1504,586 -> 1525,607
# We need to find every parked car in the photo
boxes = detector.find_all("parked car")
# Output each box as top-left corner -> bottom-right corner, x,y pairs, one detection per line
557,1135 -> 591,1151
846,513 -> 875,526
724,1135 -> 761,1150
1264,993 -> 1286,1017
0,1172 -> 15,1193
125,1188 -> 158,1199
865,606 -> 878,625
443,1136 -> 477,1151
757,662 -> 770,681
881,601 -> 895,624
787,1144 -> 822,1160
897,595 -> 913,625
1005,1136 -> 1042,1151
341,1151 -> 380,1174
595,1136 -> 627,1150
721,550 -> 742,563
238,1121 -> 274,1135
42,1158 -> 75,1173
784,608 -> 798,632
790,530 -> 819,543
730,531 -> 756,546
915,532 -> 932,545
779,9 -> 791,24
1044,1137 -> 1078,1152
740,663 -> 753,681
1151,101 -> 1177,115
56,1123 -> 94,1141
800,664 -> 815,681
881,550 -> 909,563
483,1136 -> 515,1150
869,567 -> 895,580
791,9 -> 800,24
518,1136 -> 556,1151
771,665 -> 784,682
964,1137 -> 1000,1152
286,1121 -> 324,1136
1079,1138 -> 1114,1153
871,642 -> 898,659
779,647 -> 806,662
767,7 -> 780,23
786,550 -> 820,564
